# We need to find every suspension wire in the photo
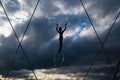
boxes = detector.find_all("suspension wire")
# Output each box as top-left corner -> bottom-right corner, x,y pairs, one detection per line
112,55 -> 120,80
79,0 -> 120,79
112,39 -> 120,80
0,0 -> 41,80
84,11 -> 119,80
79,0 -> 113,70
0,1 -> 22,79
83,5 -> 119,80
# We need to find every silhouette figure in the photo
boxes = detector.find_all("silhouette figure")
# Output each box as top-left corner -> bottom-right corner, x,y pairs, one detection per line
56,23 -> 67,52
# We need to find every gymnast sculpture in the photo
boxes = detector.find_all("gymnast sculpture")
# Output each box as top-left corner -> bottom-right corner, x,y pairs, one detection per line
56,23 -> 67,52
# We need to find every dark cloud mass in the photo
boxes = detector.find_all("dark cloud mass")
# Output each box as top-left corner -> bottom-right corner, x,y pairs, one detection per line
0,0 -> 120,79
4,0 -> 21,13
93,0 -> 120,15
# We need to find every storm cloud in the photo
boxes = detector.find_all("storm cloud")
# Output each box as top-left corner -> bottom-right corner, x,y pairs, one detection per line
0,0 -> 120,80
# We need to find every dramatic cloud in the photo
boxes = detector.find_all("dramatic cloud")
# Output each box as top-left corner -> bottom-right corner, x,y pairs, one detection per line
0,0 -> 120,80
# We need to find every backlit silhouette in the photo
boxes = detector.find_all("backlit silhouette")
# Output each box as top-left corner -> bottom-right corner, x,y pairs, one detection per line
56,23 -> 67,52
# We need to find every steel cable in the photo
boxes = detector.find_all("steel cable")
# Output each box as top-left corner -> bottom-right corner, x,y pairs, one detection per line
79,0 -> 120,79
0,0 -> 41,80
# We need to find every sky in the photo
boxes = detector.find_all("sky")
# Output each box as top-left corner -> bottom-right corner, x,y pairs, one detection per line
0,0 -> 120,80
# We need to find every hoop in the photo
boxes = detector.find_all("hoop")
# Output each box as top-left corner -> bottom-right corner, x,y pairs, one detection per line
54,51 -> 64,68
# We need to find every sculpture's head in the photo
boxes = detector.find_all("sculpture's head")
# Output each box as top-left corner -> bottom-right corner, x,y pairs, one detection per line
59,27 -> 62,31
